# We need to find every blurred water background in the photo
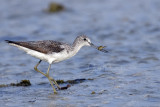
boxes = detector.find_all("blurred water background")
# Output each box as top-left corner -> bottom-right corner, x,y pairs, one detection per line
0,0 -> 160,106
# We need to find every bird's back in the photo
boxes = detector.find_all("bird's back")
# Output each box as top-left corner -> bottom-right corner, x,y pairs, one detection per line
5,40 -> 65,54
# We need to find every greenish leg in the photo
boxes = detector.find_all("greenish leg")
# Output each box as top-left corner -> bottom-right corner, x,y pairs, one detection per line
34,60 -> 46,76
46,62 -> 61,89
46,64 -> 57,94
49,77 -> 61,89
34,60 -> 57,94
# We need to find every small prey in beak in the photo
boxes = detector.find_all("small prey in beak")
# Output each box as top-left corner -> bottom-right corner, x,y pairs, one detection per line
89,43 -> 108,53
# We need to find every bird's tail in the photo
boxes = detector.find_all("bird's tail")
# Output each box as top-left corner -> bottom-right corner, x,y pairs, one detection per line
5,40 -> 17,44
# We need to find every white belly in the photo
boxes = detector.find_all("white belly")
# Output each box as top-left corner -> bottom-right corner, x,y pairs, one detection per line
10,43 -> 73,64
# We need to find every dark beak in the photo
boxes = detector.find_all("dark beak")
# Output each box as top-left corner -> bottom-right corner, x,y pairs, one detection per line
89,42 -> 108,53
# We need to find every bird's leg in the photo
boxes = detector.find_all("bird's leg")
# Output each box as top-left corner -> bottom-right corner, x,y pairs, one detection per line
46,65 -> 61,90
34,60 -> 46,76
45,64 -> 57,94
34,60 -> 57,94
49,77 -> 61,90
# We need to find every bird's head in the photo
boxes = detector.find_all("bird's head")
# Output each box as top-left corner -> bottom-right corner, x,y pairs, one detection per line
74,35 -> 108,53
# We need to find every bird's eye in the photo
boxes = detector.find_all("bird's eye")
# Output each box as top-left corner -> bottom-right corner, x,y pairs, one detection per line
84,38 -> 87,41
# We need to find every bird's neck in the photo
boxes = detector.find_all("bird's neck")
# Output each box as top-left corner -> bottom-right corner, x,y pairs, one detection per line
71,39 -> 84,55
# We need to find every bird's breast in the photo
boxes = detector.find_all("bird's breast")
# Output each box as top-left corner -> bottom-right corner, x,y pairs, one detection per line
50,50 -> 74,63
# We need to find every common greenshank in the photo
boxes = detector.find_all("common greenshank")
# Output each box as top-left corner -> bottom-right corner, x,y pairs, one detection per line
5,35 -> 107,94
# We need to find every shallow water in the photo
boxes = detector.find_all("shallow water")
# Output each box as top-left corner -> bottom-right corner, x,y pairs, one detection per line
0,0 -> 160,106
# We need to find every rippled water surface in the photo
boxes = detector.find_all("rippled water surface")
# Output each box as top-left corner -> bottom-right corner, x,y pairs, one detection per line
0,0 -> 160,107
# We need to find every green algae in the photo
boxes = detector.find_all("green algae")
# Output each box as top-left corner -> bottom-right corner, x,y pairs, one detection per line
55,78 -> 93,85
56,80 -> 65,84
0,80 -> 31,88
91,91 -> 96,94
46,2 -> 64,13
0,84 -> 8,88
10,80 -> 31,86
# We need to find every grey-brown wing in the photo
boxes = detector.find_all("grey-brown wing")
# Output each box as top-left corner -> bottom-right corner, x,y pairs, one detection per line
6,40 -> 64,54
